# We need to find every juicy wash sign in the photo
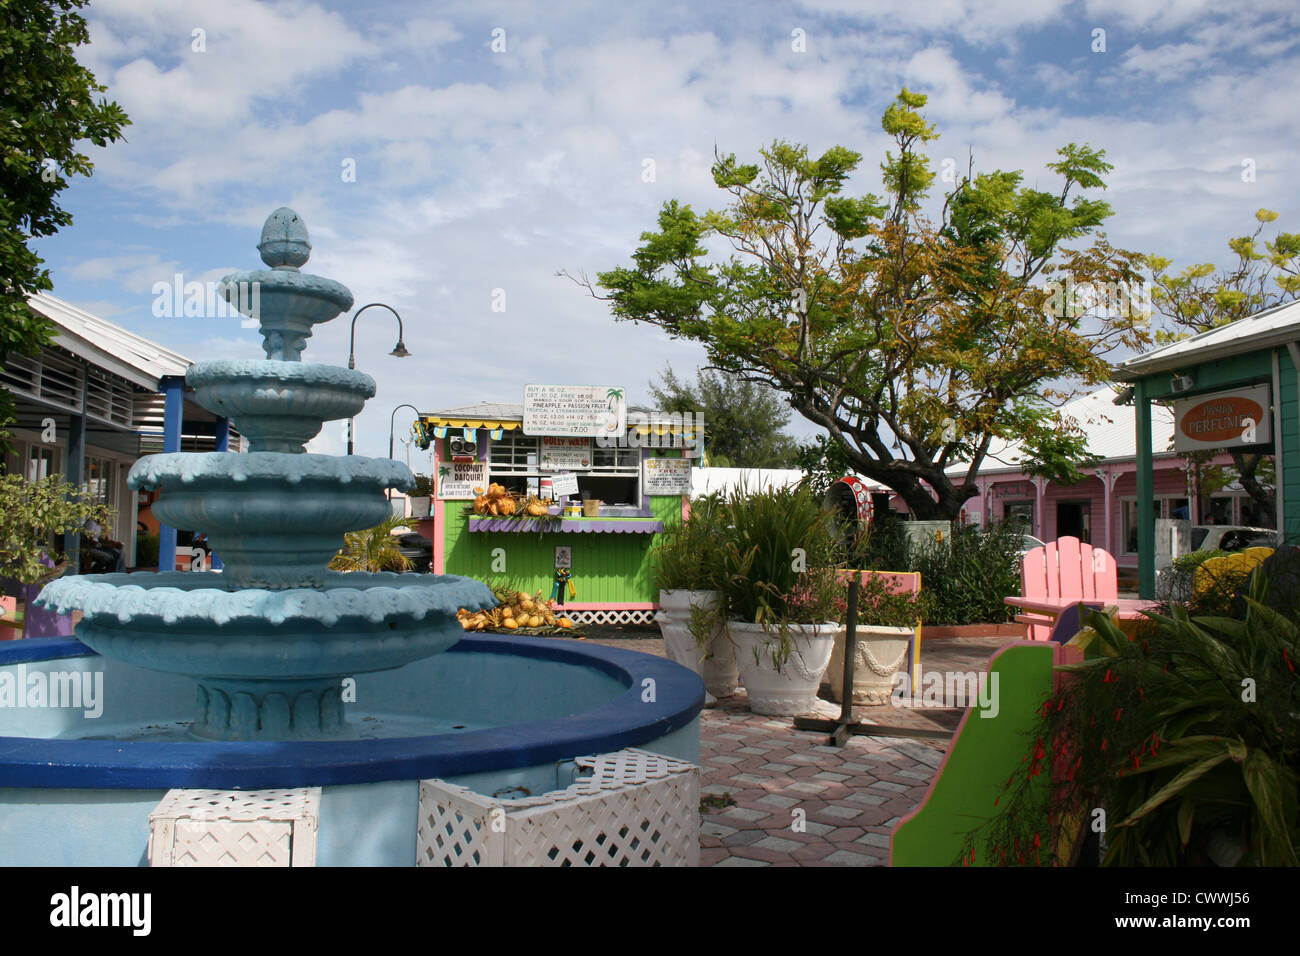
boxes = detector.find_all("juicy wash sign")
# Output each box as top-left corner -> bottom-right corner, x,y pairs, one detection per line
1173,384 -> 1271,452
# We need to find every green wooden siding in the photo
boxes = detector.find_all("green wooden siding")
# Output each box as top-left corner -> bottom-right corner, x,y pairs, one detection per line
443,493 -> 683,603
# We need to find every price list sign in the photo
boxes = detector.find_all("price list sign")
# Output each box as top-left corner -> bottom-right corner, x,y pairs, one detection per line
524,384 -> 626,437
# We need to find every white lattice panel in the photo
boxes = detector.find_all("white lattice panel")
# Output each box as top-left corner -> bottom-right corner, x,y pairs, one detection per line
149,788 -> 320,867
418,748 -> 699,867
567,609 -> 656,626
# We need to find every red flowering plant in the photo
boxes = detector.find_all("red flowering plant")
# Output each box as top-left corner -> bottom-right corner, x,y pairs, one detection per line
961,564 -> 1300,866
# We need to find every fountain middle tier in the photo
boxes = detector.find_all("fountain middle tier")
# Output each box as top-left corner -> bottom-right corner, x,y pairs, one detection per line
37,571 -> 496,740
132,451 -> 412,589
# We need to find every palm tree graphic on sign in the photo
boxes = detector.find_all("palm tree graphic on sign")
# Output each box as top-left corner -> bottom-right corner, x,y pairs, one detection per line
603,387 -> 624,432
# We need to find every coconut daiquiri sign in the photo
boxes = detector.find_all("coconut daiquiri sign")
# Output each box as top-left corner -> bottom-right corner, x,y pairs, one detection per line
1173,384 -> 1271,452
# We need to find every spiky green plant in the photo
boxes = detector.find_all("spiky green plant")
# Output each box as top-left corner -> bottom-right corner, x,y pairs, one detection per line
329,515 -> 412,573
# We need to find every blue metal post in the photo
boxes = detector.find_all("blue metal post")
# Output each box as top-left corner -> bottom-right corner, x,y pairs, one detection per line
158,377 -> 185,572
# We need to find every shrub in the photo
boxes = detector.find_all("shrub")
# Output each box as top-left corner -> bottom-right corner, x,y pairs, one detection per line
650,493 -> 727,592
897,521 -> 1023,626
968,567 -> 1300,866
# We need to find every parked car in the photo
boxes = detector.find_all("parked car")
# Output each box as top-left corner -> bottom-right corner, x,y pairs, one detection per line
1189,525 -> 1279,553
1016,533 -> 1046,556
1155,525 -> 1280,600
395,532 -> 432,573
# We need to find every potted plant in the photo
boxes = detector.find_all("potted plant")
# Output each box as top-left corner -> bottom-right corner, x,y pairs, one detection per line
717,486 -> 841,716
650,493 -> 736,700
825,572 -> 929,705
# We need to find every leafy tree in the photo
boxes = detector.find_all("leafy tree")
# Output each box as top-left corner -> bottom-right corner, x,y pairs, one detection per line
793,433 -> 855,499
1148,209 -> 1300,342
647,364 -> 797,467
573,89 -> 1149,519
0,472 -> 111,587
1148,209 -> 1300,520
0,0 -> 130,447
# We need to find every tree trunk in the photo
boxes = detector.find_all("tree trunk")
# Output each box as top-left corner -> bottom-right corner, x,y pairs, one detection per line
1232,451 -> 1275,523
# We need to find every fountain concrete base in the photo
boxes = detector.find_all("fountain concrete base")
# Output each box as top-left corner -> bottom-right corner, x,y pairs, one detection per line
0,634 -> 702,866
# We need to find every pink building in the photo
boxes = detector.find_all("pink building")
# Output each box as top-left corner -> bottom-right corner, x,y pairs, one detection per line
879,389 -> 1262,581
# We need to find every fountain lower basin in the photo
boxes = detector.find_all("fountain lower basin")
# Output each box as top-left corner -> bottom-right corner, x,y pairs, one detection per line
0,633 -> 703,866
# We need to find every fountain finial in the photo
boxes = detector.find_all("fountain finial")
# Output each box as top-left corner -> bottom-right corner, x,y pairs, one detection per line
258,207 -> 311,270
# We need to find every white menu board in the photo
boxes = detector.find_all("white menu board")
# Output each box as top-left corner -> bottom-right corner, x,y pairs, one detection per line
643,458 -> 692,496
437,460 -> 488,499
551,472 -> 580,497
524,384 -> 626,437
540,437 -> 593,470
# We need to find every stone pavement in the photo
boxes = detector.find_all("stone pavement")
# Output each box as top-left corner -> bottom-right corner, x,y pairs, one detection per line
575,628 -> 1015,866
696,692 -> 951,866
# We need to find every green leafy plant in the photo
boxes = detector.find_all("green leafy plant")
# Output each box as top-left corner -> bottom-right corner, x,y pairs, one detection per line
329,515 -> 412,572
650,493 -> 727,592
134,532 -> 160,570
0,472 -> 112,588
715,485 -> 842,670
839,574 -> 930,629
967,567 -> 1300,866
899,521 -> 1023,626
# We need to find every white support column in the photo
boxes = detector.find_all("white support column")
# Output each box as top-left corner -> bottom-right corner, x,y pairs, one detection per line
1032,476 -> 1048,539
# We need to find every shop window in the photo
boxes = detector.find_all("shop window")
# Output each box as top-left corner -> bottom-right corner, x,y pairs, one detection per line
1003,500 -> 1033,531
1204,496 -> 1234,525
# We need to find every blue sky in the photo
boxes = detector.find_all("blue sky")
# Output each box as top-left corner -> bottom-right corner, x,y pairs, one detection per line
34,0 -> 1300,459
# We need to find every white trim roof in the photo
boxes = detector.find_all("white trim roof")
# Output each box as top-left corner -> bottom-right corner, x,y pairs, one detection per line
1114,298 -> 1300,380
944,387 -> 1176,478
28,293 -> 192,391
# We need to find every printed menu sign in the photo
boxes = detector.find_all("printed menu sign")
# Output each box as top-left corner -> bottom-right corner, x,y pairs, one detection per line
437,460 -> 488,499
643,458 -> 692,496
551,472 -> 580,497
524,384 -> 626,437
541,437 -> 592,470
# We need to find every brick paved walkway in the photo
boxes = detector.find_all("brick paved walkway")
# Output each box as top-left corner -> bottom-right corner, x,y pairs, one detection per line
576,630 -> 1014,866
697,694 -> 948,866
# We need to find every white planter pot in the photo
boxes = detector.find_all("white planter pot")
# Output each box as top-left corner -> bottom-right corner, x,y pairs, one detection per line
728,620 -> 837,716
825,624 -> 914,705
656,590 -> 737,699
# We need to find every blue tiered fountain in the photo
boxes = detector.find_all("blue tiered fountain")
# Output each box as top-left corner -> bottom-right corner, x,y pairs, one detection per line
0,209 -> 701,867
38,208 -> 496,740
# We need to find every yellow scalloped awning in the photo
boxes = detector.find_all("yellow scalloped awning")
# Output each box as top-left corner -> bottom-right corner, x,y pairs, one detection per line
630,423 -> 699,436
422,418 -> 521,430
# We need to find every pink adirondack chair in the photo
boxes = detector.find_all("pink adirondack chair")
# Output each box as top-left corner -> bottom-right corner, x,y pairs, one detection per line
1017,536 -> 1117,641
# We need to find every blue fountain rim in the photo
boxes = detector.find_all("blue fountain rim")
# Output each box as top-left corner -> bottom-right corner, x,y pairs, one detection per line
0,634 -> 703,790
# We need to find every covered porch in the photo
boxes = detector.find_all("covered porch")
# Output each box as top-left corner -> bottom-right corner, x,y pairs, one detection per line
1113,299 -> 1300,597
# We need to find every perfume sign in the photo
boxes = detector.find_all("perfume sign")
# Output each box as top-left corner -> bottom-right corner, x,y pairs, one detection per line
1173,385 -> 1271,452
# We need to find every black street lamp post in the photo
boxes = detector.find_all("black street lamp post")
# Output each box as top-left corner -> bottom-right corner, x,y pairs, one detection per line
346,303 -> 411,455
